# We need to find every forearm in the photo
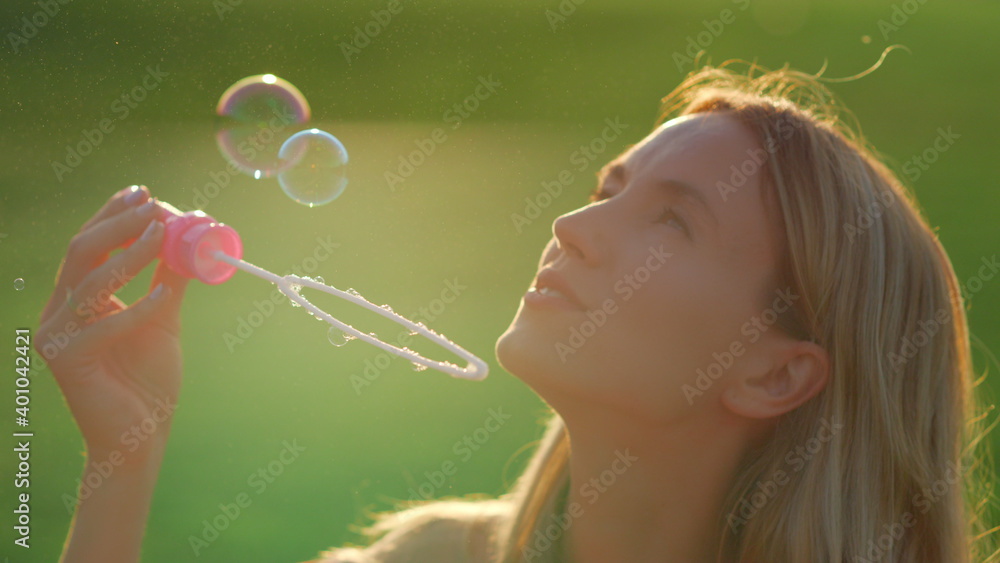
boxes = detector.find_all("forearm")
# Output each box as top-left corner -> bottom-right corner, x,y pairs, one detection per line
60,450 -> 165,563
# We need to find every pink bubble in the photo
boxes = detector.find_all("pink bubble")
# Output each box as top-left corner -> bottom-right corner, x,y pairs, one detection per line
215,74 -> 310,179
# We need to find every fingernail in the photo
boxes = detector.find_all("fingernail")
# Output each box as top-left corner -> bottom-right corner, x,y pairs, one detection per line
137,198 -> 159,216
124,185 -> 146,205
139,220 -> 161,241
150,283 -> 165,300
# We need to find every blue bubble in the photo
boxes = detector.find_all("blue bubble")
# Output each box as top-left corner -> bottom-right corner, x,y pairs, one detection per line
277,129 -> 348,207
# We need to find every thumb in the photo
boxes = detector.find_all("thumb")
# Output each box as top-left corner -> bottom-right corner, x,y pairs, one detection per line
150,260 -> 191,317
81,282 -> 175,346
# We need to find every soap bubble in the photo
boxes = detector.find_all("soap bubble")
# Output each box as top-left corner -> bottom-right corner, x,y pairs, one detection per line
215,74 -> 310,179
277,129 -> 348,207
328,326 -> 356,347
14,278 -> 24,290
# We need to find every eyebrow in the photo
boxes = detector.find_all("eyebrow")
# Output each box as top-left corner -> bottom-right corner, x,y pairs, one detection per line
595,162 -> 718,227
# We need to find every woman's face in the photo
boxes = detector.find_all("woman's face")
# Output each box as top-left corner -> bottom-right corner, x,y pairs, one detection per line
495,111 -> 788,423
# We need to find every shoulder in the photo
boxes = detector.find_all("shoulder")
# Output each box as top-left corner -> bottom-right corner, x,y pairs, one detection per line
312,499 -> 512,563
306,545 -> 368,563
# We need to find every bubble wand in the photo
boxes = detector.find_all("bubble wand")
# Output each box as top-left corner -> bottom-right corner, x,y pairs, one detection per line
145,199 -> 489,381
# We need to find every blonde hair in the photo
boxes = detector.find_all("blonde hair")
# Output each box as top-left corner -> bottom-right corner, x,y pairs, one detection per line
324,62 -> 999,563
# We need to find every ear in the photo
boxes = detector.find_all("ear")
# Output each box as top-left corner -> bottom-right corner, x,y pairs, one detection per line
720,340 -> 829,419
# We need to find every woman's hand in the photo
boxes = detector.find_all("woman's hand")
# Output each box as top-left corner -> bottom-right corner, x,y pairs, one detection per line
36,185 -> 191,463
39,186 -> 196,563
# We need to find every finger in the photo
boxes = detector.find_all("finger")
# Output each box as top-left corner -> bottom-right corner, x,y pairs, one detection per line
69,219 -> 165,322
80,185 -> 150,232
78,283 -> 174,349
72,197 -> 163,278
37,220 -> 165,363
41,187 -> 151,325
44,198 -> 163,324
150,259 -> 191,319
34,292 -> 124,371
68,294 -> 126,323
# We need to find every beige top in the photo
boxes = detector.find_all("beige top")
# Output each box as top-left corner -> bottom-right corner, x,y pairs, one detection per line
308,499 -> 511,563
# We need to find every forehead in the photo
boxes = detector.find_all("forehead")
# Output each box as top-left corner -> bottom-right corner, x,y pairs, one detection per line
626,112 -> 754,169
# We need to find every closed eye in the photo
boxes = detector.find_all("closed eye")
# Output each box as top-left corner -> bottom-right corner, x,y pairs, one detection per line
656,206 -> 689,235
588,185 -> 690,236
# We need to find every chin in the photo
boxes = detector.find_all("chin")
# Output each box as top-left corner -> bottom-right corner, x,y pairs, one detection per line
495,317 -> 534,377
496,311 -> 546,368
495,310 -> 582,388
495,326 -> 569,411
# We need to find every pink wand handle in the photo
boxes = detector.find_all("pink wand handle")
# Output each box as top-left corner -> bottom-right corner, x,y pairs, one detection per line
152,200 -> 242,284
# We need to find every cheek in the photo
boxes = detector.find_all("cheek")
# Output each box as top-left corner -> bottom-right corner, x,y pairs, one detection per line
600,262 -> 709,366
607,254 -> 757,375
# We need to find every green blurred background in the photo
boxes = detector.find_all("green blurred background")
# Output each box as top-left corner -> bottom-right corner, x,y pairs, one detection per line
1,0 -> 998,561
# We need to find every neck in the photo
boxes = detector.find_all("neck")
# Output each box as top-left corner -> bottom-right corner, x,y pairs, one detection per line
551,403 -> 749,563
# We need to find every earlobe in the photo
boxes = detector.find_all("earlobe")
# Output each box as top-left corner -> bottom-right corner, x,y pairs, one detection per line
721,343 -> 829,420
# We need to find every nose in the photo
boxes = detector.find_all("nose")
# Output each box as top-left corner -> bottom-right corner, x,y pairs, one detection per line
551,206 -> 601,267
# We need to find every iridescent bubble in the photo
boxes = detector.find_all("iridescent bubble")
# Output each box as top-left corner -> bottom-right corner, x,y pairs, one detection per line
14,278 -> 24,290
277,129 -> 348,207
215,74 -> 310,179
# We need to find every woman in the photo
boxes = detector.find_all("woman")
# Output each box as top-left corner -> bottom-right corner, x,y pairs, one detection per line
40,62 -> 997,562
